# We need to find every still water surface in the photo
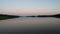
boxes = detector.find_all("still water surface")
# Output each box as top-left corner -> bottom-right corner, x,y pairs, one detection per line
0,17 -> 60,33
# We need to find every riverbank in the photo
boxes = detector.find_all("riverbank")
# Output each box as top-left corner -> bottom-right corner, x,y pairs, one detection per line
25,14 -> 60,18
0,14 -> 19,20
0,14 -> 60,20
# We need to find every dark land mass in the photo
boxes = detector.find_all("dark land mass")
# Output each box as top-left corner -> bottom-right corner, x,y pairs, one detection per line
0,14 -> 19,20
0,14 -> 60,20
25,14 -> 60,18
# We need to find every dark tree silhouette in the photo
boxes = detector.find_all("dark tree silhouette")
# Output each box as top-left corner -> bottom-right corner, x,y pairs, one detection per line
0,14 -> 19,20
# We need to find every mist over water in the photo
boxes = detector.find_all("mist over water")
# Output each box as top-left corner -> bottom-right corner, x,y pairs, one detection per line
0,17 -> 60,33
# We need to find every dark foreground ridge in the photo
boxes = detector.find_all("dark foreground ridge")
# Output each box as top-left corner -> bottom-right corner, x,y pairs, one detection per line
25,14 -> 60,18
0,14 -> 19,20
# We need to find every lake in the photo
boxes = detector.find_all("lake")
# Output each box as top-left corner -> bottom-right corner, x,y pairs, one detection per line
0,17 -> 60,34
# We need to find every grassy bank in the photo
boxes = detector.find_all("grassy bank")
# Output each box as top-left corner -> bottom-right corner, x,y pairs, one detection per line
0,14 -> 19,20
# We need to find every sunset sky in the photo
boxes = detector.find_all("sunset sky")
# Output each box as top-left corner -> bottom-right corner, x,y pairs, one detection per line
0,0 -> 60,15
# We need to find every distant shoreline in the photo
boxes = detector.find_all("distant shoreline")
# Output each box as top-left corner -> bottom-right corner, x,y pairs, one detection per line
0,14 -> 60,20
24,14 -> 60,18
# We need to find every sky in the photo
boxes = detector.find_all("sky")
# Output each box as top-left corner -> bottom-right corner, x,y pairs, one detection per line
0,0 -> 60,15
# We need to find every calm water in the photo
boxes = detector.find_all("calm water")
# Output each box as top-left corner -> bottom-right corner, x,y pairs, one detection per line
0,17 -> 60,33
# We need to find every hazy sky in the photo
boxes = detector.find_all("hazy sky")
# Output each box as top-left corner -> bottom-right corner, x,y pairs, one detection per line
0,0 -> 60,15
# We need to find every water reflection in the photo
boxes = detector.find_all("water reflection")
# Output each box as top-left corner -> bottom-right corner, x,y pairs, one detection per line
0,17 -> 60,33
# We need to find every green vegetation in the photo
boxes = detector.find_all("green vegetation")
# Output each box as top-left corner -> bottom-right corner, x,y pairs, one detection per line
0,16 -> 9,20
0,14 -> 60,20
0,14 -> 19,20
